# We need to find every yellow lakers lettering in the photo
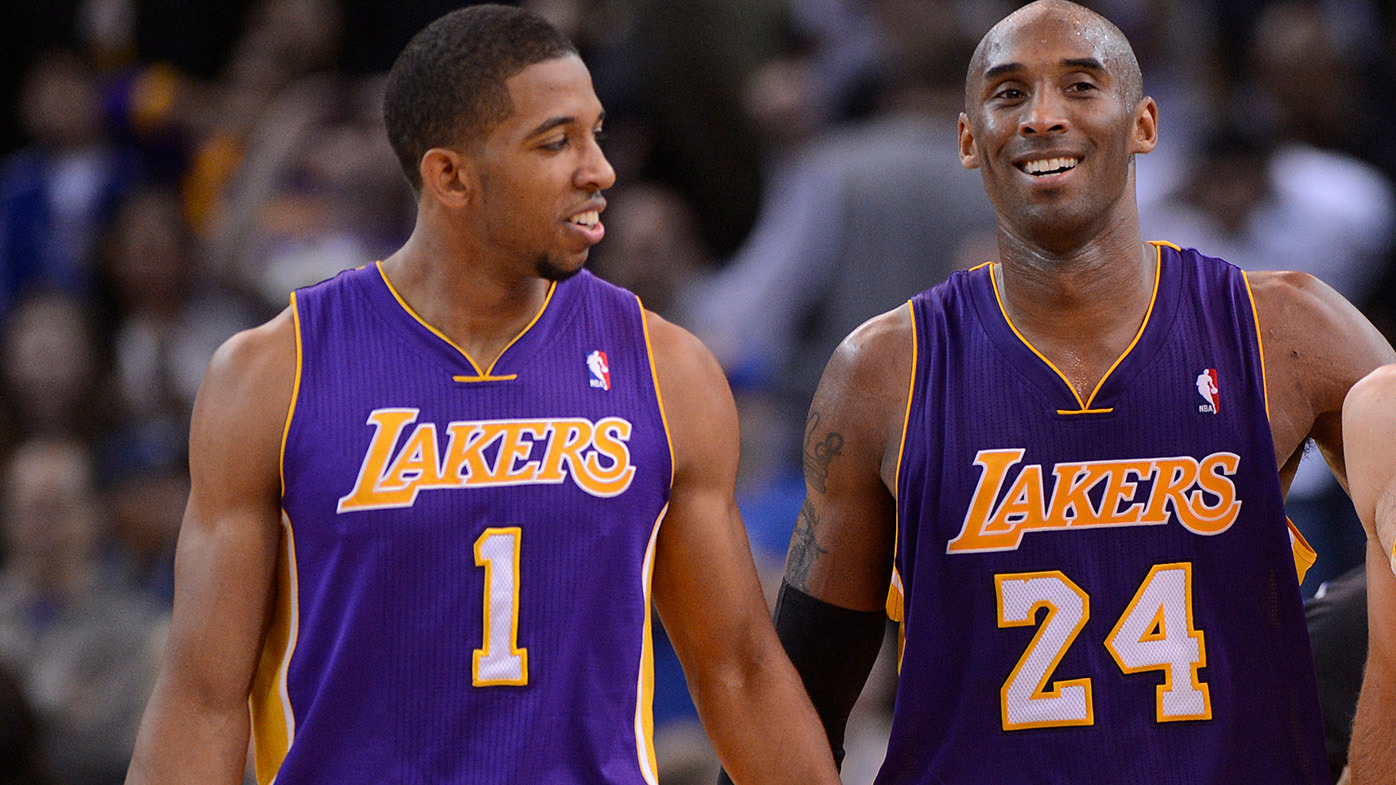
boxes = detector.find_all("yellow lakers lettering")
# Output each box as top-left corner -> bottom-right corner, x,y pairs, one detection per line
337,408 -> 637,512
947,449 -> 1242,553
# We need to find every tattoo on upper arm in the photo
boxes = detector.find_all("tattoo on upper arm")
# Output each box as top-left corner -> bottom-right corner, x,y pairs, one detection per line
785,498 -> 827,590
803,411 -> 845,495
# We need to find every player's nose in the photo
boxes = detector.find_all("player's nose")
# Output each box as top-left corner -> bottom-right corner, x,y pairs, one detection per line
575,136 -> 616,192
1018,89 -> 1070,136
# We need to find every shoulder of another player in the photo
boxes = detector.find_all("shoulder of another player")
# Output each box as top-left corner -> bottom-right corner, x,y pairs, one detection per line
1344,366 -> 1396,543
1346,364 -> 1396,417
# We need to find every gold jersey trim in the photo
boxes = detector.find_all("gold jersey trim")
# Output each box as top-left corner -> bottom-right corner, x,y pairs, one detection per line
250,512 -> 301,784
1239,270 -> 1272,423
280,294 -> 304,498
989,243 -> 1164,413
634,504 -> 666,785
375,262 -> 556,378
888,300 -> 918,670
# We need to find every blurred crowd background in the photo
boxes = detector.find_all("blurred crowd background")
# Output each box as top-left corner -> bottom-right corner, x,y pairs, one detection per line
0,0 -> 1393,782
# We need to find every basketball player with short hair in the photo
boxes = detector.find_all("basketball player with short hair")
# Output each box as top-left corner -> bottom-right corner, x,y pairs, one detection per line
124,7 -> 839,785
1343,364 -> 1396,783
767,1 -> 1395,782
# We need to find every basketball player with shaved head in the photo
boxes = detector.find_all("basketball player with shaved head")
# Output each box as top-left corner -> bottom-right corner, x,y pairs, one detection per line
762,1 -> 1395,782
124,6 -> 840,785
1344,365 -> 1396,783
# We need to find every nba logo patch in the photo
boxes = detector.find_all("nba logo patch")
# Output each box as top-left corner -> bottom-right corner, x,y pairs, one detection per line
1195,369 -> 1220,414
587,350 -> 611,390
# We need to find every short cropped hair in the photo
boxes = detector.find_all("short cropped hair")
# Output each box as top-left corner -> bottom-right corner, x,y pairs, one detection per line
383,4 -> 577,191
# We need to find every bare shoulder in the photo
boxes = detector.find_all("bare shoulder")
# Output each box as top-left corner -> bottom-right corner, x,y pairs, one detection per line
643,310 -> 727,395
1247,270 -> 1392,389
1344,365 -> 1396,538
1346,364 -> 1396,415
822,304 -> 914,394
199,309 -> 297,422
642,310 -> 738,477
814,304 -> 916,474
1245,270 -> 1394,466
191,308 -> 299,495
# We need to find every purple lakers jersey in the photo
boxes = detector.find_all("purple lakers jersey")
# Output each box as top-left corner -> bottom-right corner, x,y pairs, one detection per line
882,243 -> 1327,784
249,265 -> 673,784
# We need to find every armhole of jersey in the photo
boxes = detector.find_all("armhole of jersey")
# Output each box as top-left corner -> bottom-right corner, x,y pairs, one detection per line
280,293 -> 305,499
1240,271 -> 1272,424
250,512 -> 301,785
887,300 -> 918,629
636,295 -> 675,491
633,293 -> 666,785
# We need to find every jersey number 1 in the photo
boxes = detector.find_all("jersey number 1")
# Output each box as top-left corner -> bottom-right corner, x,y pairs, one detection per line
474,527 -> 528,686
995,563 -> 1209,730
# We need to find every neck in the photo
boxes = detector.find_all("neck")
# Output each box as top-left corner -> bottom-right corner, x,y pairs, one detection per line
380,222 -> 553,372
993,217 -> 1157,401
994,207 -> 1154,336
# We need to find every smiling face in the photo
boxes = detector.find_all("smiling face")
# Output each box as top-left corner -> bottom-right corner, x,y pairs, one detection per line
959,1 -> 1156,251
465,54 -> 615,281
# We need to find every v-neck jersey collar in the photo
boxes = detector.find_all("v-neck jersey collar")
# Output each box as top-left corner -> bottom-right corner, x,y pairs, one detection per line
968,242 -> 1183,416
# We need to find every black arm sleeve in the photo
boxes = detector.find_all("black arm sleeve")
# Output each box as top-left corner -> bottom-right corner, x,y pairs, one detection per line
716,581 -> 887,784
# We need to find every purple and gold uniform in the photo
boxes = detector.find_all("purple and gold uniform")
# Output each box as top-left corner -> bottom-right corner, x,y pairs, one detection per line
249,264 -> 672,784
882,243 -> 1328,783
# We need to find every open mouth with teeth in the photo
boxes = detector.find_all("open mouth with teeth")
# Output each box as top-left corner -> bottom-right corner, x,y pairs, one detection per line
1021,157 -> 1079,176
569,210 -> 600,227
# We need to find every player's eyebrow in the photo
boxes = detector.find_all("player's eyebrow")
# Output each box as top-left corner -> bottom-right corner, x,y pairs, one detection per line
984,62 -> 1024,82
525,110 -> 606,139
983,57 -> 1107,83
1062,57 -> 1107,74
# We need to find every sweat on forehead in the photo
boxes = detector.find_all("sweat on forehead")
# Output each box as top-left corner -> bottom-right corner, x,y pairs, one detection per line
965,0 -> 1142,104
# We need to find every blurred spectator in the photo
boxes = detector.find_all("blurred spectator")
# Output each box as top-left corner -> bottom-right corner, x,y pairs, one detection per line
653,722 -> 720,785
206,74 -> 412,309
0,50 -> 143,318
692,8 -> 994,484
0,439 -> 165,785
1245,1 -> 1386,164
1140,2 -> 1396,593
625,0 -> 786,256
98,185 -> 257,429
0,292 -> 108,450
0,662 -> 49,785
588,182 -> 708,325
171,0 -> 346,237
1143,124 -> 1394,306
96,423 -> 187,604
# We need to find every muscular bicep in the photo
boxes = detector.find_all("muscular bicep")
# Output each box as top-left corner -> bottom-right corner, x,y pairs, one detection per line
645,314 -> 771,659
785,309 -> 911,612
166,315 -> 294,697
128,313 -> 296,783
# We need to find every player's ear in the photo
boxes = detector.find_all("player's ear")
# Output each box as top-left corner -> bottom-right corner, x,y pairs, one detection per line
420,147 -> 475,209
1130,97 -> 1158,155
959,113 -> 981,170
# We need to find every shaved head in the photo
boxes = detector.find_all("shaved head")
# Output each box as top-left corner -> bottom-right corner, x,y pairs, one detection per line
966,0 -> 1143,110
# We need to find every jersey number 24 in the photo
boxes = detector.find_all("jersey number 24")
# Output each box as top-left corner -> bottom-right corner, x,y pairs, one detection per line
995,562 -> 1209,730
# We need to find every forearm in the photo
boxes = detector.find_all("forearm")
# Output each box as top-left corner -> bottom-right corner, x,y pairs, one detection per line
1348,653 -> 1396,785
691,636 -> 840,785
126,676 -> 251,785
